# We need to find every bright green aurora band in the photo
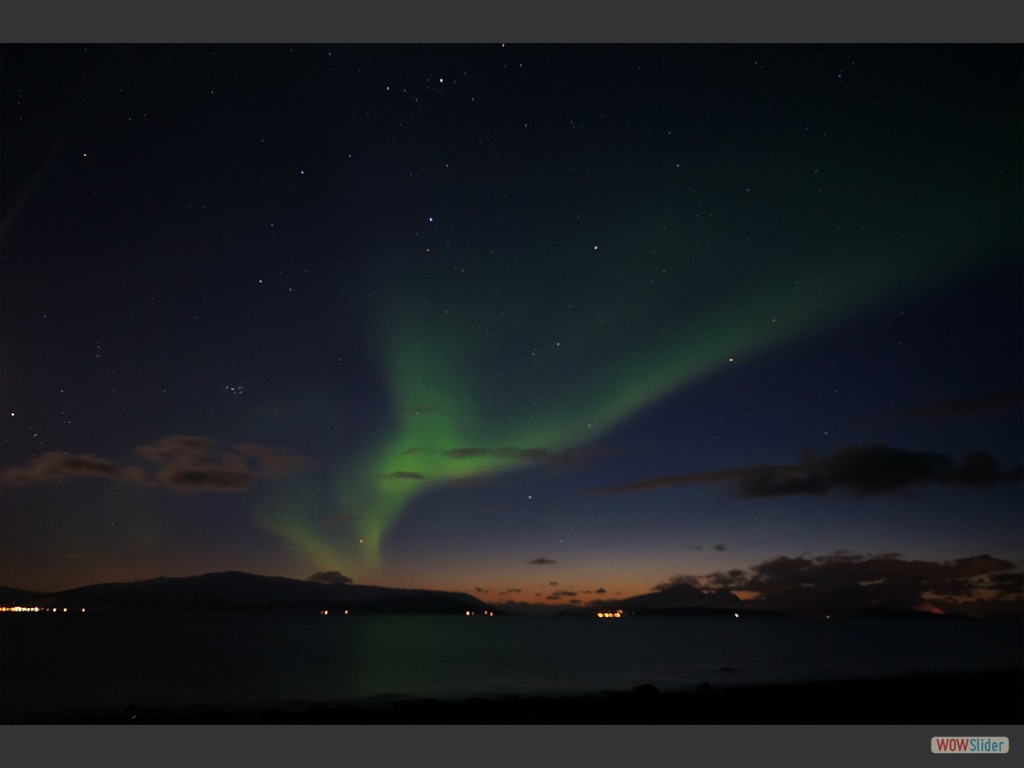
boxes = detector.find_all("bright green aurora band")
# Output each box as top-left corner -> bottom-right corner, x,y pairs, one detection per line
263,141 -> 1018,580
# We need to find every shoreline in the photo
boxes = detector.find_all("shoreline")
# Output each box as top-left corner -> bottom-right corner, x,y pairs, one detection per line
13,669 -> 1021,725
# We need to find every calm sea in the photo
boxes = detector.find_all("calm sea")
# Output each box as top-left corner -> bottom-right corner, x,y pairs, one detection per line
1,611 -> 1020,722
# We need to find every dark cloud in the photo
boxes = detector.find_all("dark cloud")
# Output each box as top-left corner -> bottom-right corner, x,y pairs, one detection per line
665,551 -> 1021,617
386,471 -> 425,480
625,579 -> 740,611
704,569 -> 749,590
444,447 -> 490,459
441,445 -> 561,467
530,557 -> 556,565
383,444 -> 611,493
2,435 -> 311,493
141,436 -> 256,492
141,435 -> 303,494
545,589 -> 578,600
737,445 -> 1019,497
712,543 -> 727,551
747,552 -> 1019,614
157,460 -> 252,493
878,388 -> 1024,423
496,447 -> 550,462
425,443 -> 607,474
977,571 -> 1024,594
654,574 -> 703,591
594,587 -> 607,594
1,452 -> 151,487
307,571 -> 353,585
442,446 -> 551,462
590,443 -> 1021,498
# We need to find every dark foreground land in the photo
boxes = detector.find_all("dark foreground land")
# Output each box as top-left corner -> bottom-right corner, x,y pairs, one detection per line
32,669 -> 1023,725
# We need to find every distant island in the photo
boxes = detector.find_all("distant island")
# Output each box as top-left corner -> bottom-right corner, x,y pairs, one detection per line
0,571 -> 1006,619
0,571 -> 493,615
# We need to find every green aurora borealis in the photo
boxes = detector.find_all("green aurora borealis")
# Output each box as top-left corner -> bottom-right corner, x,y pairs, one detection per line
295,136 -> 1019,575
2,45 -> 1020,606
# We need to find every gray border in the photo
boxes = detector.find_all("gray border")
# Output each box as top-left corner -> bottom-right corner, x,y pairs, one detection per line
1,723 -> 1022,766
1,2 -> 1021,767
0,1 -> 1023,43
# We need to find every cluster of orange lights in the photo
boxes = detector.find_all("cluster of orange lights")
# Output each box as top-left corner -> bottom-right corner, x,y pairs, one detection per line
320,609 -> 350,616
465,610 -> 495,617
596,610 -> 624,619
0,606 -> 86,613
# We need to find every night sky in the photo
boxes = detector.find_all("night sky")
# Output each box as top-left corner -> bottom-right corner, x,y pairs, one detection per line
1,45 -> 1021,615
